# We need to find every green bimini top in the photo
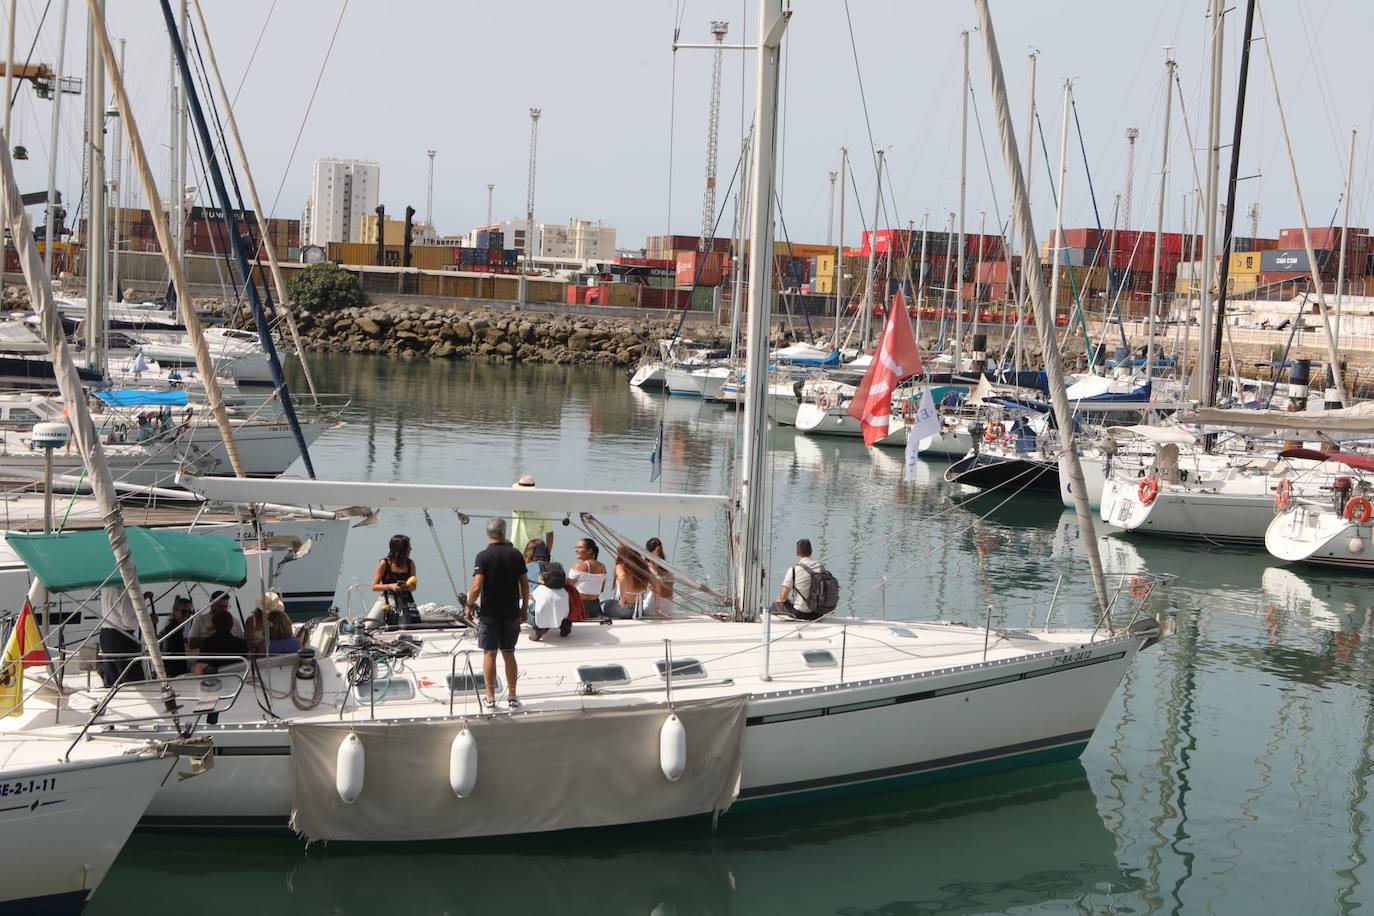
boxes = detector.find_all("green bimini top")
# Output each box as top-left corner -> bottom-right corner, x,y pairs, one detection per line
6,527 -> 247,593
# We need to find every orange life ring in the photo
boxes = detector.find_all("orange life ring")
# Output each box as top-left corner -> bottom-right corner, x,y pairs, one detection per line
1344,495 -> 1372,525
1138,476 -> 1159,506
1274,478 -> 1293,511
985,421 -> 1005,442
815,391 -> 834,411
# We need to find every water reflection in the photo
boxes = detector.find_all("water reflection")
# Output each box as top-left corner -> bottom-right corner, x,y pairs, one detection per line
92,764 -> 1129,916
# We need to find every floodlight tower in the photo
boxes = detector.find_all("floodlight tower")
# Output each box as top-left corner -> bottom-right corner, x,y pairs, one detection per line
425,149 -> 436,231
1123,127 -> 1139,229
699,20 -> 728,252
525,108 -> 541,265
1247,202 -> 1260,239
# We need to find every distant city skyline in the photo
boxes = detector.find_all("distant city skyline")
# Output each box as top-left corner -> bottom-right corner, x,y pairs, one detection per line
7,1 -> 1370,250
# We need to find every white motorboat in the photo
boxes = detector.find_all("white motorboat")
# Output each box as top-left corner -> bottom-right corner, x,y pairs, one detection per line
629,361 -> 666,390
0,733 -> 183,914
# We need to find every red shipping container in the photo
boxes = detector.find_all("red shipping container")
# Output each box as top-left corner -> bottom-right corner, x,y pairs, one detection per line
675,251 -> 724,286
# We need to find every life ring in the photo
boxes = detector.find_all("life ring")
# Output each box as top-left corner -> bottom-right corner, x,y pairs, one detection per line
1344,495 -> 1372,525
1004,432 -> 1017,448
1274,478 -> 1293,511
984,421 -> 1005,442
1138,476 -> 1159,506
815,391 -> 834,411
902,399 -> 915,419
1129,576 -> 1149,598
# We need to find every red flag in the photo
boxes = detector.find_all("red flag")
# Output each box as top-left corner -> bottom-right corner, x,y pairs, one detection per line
846,291 -> 923,445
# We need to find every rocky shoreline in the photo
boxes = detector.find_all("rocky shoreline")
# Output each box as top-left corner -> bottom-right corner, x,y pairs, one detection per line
290,303 -> 734,366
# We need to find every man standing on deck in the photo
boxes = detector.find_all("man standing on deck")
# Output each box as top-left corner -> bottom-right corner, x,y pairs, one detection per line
467,517 -> 529,710
97,587 -> 143,687
511,474 -> 554,554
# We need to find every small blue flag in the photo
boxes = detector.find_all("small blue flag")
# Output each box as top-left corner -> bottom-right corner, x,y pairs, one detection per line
649,421 -> 664,482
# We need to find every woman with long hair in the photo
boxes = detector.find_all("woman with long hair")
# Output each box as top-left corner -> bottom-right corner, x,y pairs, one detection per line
600,544 -> 652,619
369,534 -> 419,627
644,537 -> 674,619
567,538 -> 608,619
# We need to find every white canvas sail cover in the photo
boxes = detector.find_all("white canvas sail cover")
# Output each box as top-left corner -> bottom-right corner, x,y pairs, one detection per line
1188,401 -> 1374,435
288,697 -> 747,841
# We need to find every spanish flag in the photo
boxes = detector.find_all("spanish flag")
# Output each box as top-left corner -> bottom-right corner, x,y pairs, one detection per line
1,602 -> 49,717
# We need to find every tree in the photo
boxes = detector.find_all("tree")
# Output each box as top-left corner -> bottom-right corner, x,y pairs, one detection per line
286,262 -> 367,312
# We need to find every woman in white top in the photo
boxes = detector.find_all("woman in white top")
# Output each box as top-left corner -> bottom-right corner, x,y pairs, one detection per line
567,538 -> 607,618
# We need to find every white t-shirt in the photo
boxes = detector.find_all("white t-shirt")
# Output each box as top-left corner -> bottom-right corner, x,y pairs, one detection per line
100,589 -> 140,637
783,558 -> 824,612
530,584 -> 569,629
188,604 -> 244,645
567,567 -> 606,597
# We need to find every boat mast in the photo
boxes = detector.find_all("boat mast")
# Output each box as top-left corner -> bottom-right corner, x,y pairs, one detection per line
1046,80 -> 1071,356
159,0 -> 317,475
1335,128 -> 1355,350
954,29 -> 968,377
84,1 -> 107,374
1014,51 -> 1036,375
734,0 -> 787,629
860,149 -> 883,348
1207,0 -> 1256,403
1146,52 -> 1175,383
86,0 -> 246,477
729,128 -> 751,363
915,212 -> 928,344
188,0 -> 320,404
1254,1 -> 1348,406
1196,0 -> 1224,404
109,39 -> 124,305
43,0 -> 69,277
833,145 -> 846,347
0,123 -> 166,679
972,0 -> 1109,615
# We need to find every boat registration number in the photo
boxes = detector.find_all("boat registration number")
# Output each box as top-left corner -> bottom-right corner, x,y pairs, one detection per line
0,776 -> 56,797
1053,650 -> 1092,667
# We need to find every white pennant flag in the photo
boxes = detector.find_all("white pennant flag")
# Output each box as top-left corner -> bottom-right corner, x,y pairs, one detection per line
903,388 -> 942,481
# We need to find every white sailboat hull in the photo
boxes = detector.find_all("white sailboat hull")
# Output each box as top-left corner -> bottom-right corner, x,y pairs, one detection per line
1099,476 -> 1273,543
1058,452 -> 1107,510
794,403 -> 907,447
1266,504 -> 1374,571
916,425 -> 974,459
0,745 -> 173,914
117,624 -> 1145,828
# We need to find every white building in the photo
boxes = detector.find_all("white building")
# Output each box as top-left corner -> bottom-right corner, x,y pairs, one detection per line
305,158 -> 380,246
538,219 -> 616,261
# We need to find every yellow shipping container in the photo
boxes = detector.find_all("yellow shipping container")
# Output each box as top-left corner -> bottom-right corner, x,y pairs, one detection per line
409,245 -> 455,271
1226,275 -> 1258,294
607,283 -> 639,307
814,275 -> 834,295
1229,251 -> 1261,275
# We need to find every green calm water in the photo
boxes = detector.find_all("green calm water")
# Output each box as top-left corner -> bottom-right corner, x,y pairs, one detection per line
88,354 -> 1374,914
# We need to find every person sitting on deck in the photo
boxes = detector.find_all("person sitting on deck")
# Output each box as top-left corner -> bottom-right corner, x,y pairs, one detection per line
193,609 -> 251,675
770,538 -> 837,621
523,539 -> 550,585
158,595 -> 194,677
567,538 -> 608,619
601,545 -> 661,620
528,561 -> 571,641
188,591 -> 239,650
264,609 -> 301,655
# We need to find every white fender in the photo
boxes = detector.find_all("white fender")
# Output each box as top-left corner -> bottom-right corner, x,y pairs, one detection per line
336,732 -> 365,804
659,713 -> 687,782
1349,538 -> 1365,555
449,728 -> 478,798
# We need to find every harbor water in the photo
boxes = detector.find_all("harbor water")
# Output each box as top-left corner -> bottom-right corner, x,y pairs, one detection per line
90,353 -> 1374,914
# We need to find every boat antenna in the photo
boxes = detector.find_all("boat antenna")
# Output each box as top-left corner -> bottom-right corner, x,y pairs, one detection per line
972,0 -> 1110,615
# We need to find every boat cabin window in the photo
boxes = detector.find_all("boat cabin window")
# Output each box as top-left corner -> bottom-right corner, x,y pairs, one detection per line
577,663 -> 630,686
8,407 -> 39,424
802,649 -> 838,668
352,677 -> 416,703
447,672 -> 499,694
654,658 -> 705,679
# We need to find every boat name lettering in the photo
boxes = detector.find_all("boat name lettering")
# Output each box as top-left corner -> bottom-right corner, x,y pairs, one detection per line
1053,651 -> 1092,667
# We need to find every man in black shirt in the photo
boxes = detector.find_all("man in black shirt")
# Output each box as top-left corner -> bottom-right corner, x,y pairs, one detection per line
194,609 -> 251,675
467,517 -> 529,710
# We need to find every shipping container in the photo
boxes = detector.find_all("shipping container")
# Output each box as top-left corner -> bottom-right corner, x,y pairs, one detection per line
1260,248 -> 1340,274
1228,251 -> 1262,275
675,250 -> 725,287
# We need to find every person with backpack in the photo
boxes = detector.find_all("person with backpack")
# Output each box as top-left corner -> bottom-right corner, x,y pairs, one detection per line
771,538 -> 840,621
529,560 -> 572,640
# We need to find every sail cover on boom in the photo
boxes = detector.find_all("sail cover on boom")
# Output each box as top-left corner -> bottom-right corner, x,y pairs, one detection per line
6,528 -> 247,592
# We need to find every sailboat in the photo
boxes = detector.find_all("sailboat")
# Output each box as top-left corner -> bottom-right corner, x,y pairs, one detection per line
1,0 -> 1165,842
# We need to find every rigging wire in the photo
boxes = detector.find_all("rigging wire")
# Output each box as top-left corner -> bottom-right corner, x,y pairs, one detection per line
231,0 -> 277,107
266,0 -> 348,220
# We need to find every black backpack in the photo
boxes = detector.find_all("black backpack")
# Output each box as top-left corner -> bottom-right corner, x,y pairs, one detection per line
541,561 -> 567,590
798,565 -> 840,615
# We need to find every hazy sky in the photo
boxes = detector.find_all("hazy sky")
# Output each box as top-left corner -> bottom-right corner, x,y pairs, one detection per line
7,1 -> 1370,249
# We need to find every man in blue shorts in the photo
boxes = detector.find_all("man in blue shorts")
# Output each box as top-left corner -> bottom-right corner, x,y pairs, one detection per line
466,517 -> 530,710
